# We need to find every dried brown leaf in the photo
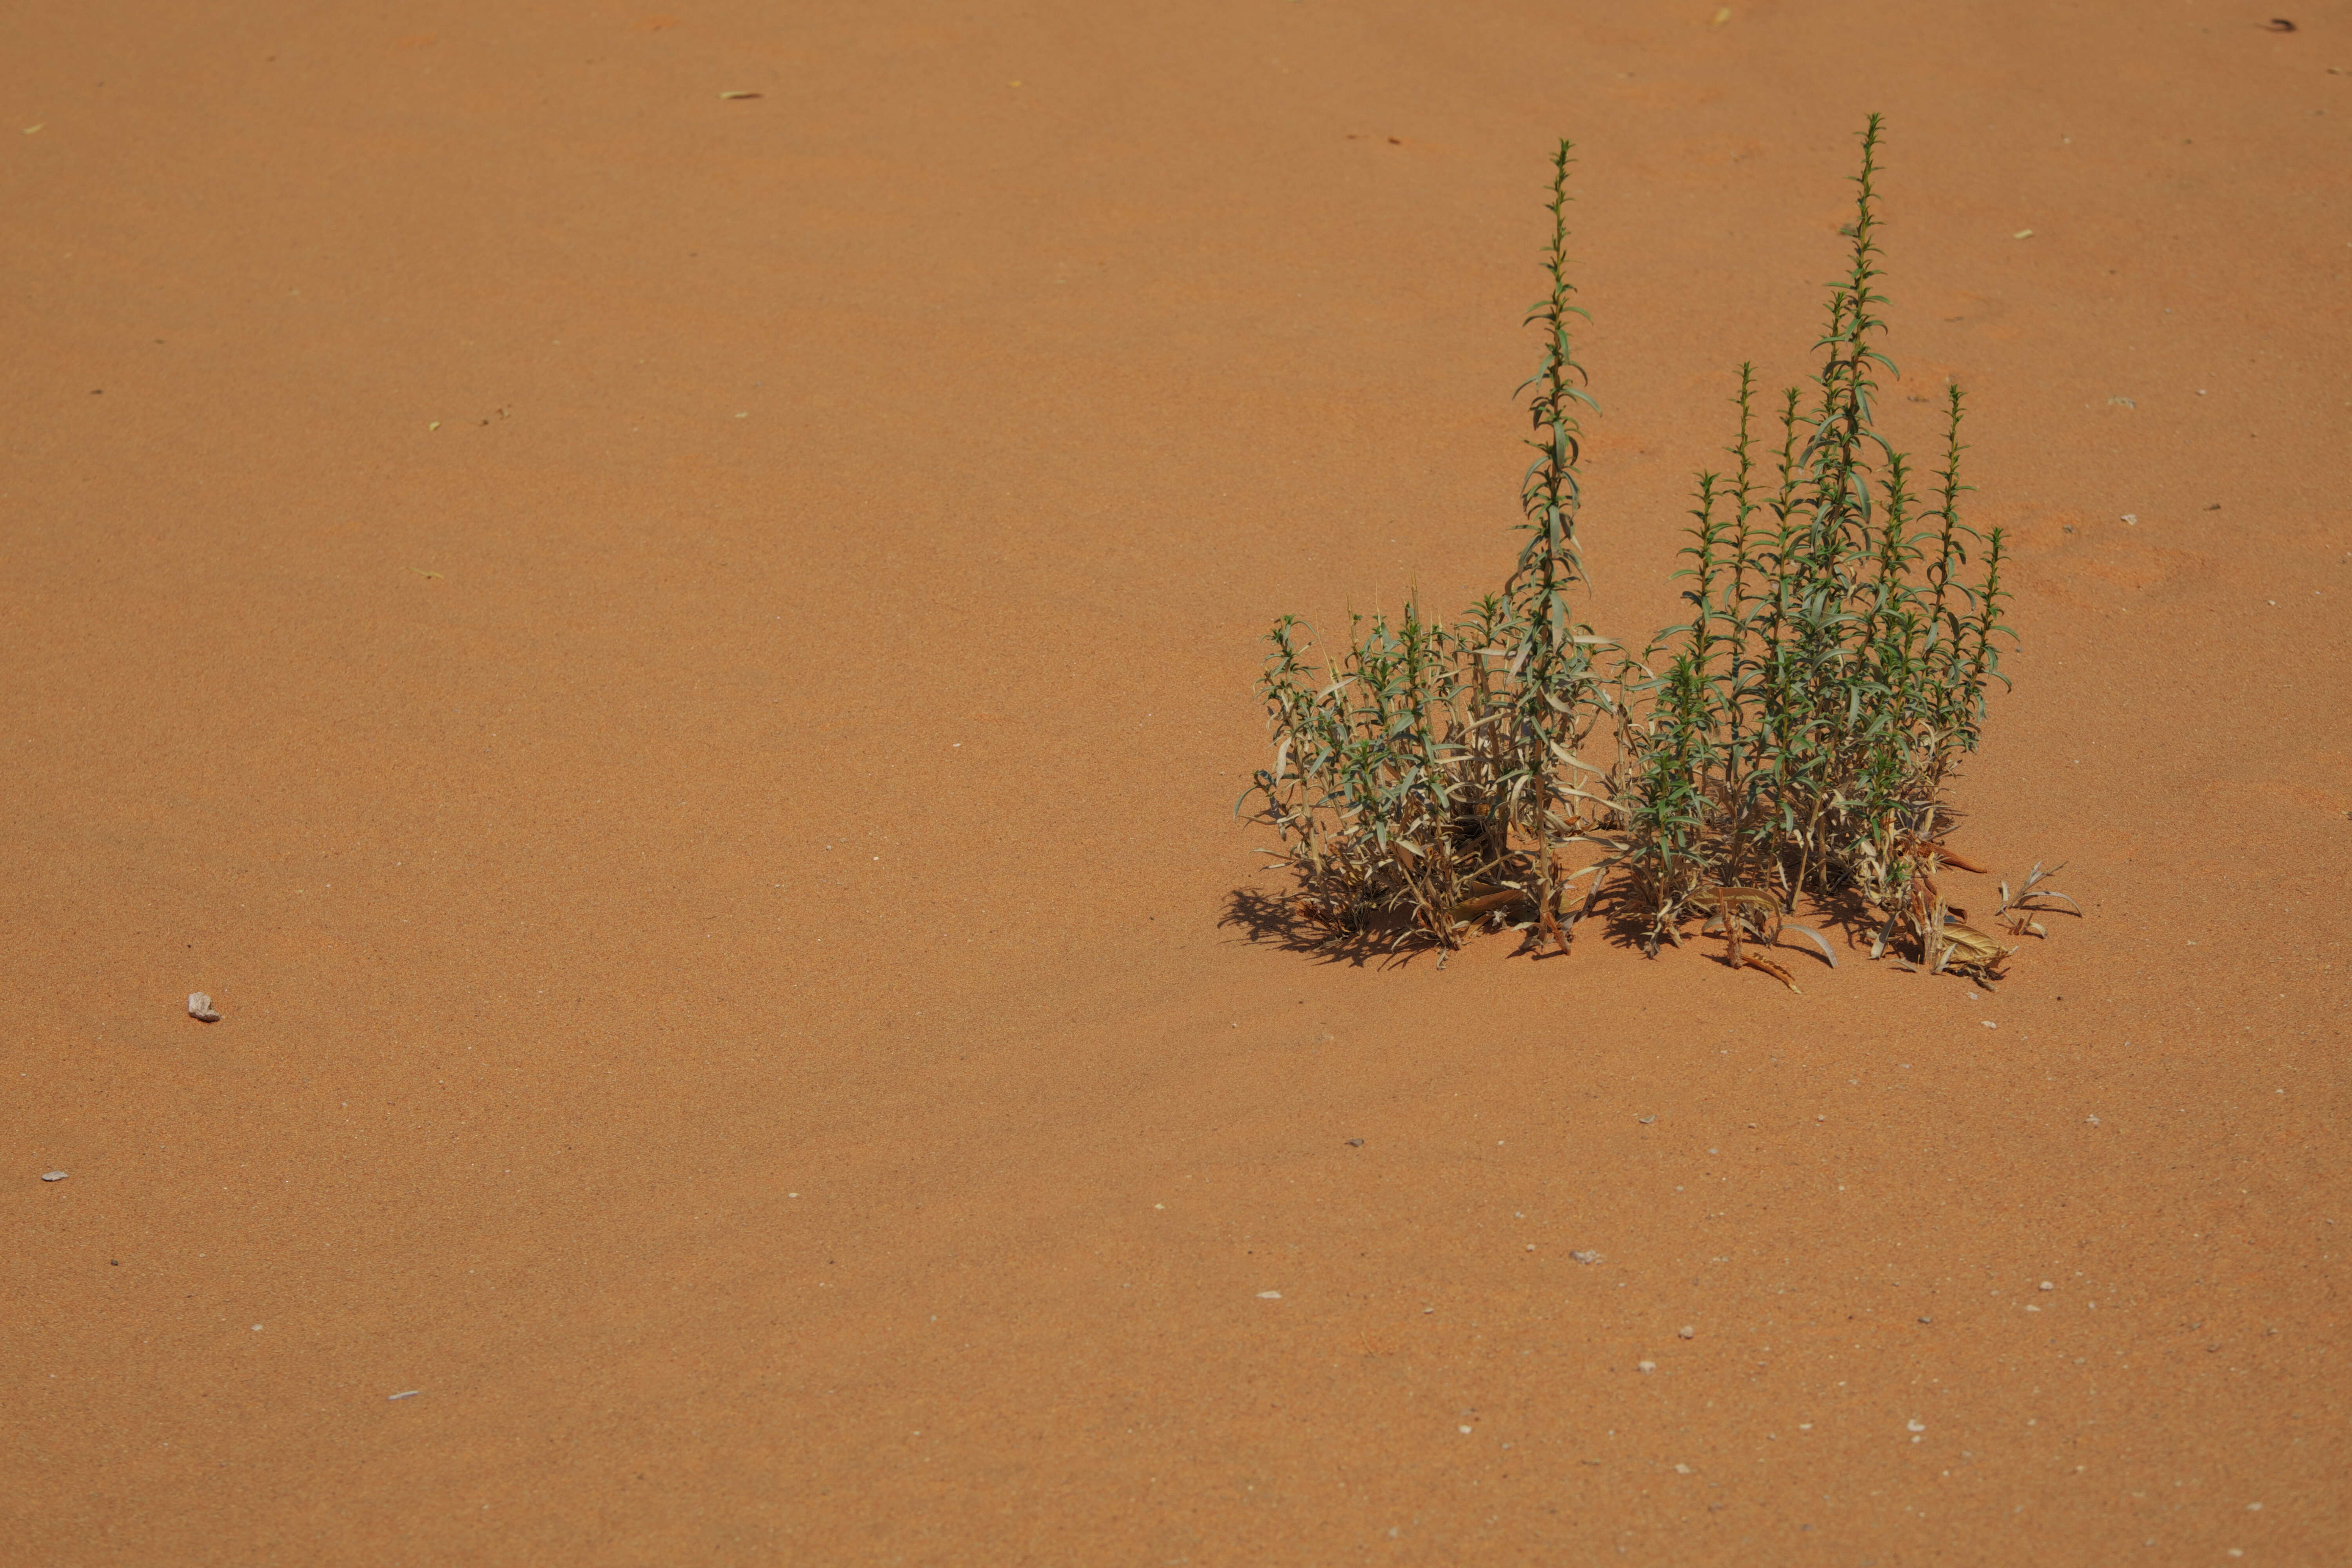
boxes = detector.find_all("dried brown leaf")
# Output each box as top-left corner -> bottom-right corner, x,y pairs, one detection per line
1537,900 -> 1570,956
1934,920 -> 2017,978
1926,843 -> 1990,874
1446,889 -> 1525,924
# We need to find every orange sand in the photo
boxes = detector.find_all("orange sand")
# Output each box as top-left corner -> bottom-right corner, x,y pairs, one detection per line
5,2 -> 2346,1561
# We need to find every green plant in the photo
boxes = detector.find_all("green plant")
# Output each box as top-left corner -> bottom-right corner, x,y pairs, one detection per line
1609,115 -> 2048,985
1242,119 -> 2071,983
1242,143 -> 1614,958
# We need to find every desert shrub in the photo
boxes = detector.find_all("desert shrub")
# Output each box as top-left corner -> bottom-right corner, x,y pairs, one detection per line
1245,143 -> 1612,955
1243,120 -> 2074,982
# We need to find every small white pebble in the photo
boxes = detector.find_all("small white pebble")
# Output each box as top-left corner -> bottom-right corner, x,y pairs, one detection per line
1678,1325 -> 1695,1339
1982,1020 -> 1997,1029
1257,1291 -> 1282,1300
1525,1244 -> 1536,1252
2040,1280 -> 2055,1291
1637,1359 -> 1657,1374
189,992 -> 221,1023
2248,1503 -> 2263,1512
252,1324 -> 263,1331
2120,513 -> 2138,524
1570,1249 -> 1603,1265
388,1390 -> 420,1401
1907,1419 -> 1926,1432
1674,1463 -> 1691,1474
1458,1425 -> 1473,1434
41,1171 -> 67,1182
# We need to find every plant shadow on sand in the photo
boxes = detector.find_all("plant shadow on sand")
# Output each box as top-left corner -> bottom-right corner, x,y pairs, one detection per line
1219,883 -> 1621,970
1225,842 -> 2054,987
1218,887 -> 1398,968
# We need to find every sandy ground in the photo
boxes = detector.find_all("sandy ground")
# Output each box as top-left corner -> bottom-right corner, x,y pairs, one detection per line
5,1 -> 2347,1562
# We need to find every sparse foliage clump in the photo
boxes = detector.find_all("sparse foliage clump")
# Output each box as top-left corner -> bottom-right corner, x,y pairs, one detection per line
1247,143 -> 1613,956
1241,118 -> 2078,984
